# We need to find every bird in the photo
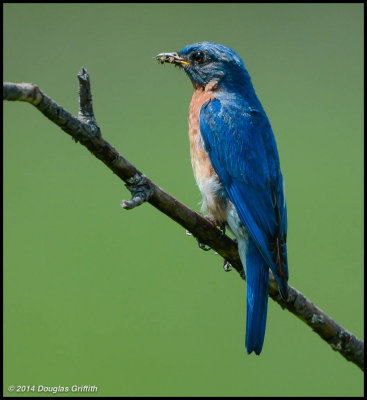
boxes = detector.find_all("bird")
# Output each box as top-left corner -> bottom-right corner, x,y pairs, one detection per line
156,42 -> 289,355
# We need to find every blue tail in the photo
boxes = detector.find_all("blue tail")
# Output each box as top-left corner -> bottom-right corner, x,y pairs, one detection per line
244,238 -> 269,355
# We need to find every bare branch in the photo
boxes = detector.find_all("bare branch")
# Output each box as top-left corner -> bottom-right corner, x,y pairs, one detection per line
3,71 -> 364,371
121,173 -> 154,210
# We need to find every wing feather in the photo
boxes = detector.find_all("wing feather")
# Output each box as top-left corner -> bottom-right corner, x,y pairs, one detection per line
200,97 -> 288,298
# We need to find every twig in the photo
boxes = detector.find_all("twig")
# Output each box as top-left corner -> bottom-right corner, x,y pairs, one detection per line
3,70 -> 364,371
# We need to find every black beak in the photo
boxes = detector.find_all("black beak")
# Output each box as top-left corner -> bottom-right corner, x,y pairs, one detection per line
155,52 -> 190,66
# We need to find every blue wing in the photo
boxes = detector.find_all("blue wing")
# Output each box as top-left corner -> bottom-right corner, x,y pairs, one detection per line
200,97 -> 288,298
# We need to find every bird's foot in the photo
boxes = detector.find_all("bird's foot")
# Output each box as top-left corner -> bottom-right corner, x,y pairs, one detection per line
185,215 -> 217,252
223,259 -> 232,272
204,216 -> 227,239
219,222 -> 226,237
197,240 -> 211,251
185,216 -> 226,252
185,229 -> 211,251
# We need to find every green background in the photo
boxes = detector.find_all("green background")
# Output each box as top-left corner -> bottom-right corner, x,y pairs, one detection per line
4,3 -> 363,397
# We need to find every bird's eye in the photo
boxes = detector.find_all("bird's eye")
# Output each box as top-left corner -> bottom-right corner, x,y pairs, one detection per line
192,51 -> 204,63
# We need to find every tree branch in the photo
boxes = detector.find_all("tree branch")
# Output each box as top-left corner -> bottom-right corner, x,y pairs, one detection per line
3,70 -> 364,371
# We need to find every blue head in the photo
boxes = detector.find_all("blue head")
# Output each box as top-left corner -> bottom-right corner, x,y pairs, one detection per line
156,42 -> 252,92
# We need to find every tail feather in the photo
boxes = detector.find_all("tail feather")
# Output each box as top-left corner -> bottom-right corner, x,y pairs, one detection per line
243,238 -> 269,355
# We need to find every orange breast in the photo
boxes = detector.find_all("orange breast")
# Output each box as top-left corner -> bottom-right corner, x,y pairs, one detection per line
188,83 -> 228,223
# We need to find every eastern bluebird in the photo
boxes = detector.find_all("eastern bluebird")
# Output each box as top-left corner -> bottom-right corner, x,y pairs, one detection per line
156,42 -> 289,355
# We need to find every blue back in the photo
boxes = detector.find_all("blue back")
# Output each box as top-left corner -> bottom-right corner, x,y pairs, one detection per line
200,94 -> 289,298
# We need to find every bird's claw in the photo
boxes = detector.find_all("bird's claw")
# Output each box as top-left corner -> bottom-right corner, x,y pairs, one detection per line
197,240 -> 211,251
185,229 -> 211,251
223,259 -> 232,271
219,222 -> 226,237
